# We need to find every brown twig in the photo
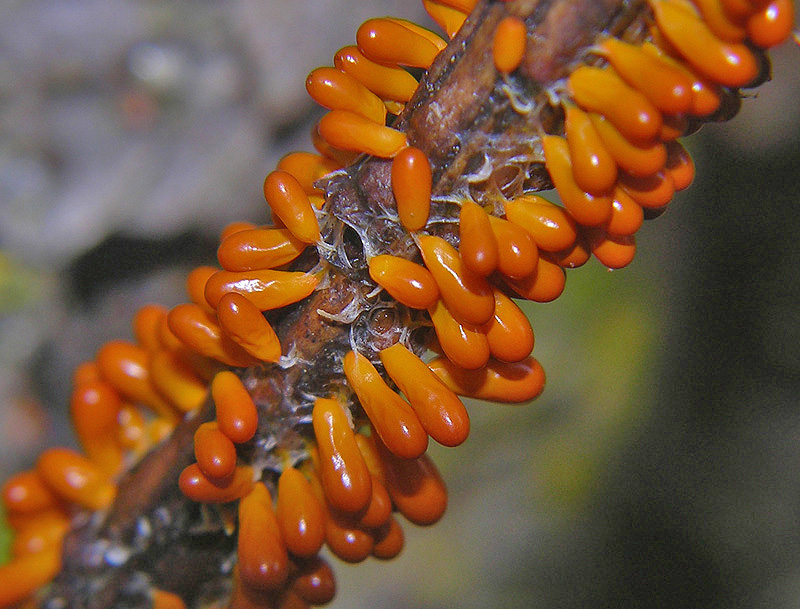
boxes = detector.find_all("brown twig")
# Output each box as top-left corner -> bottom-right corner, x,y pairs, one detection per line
41,1 -> 663,606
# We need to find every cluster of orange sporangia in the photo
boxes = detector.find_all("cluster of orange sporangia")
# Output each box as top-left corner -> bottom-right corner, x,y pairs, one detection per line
0,0 -> 794,608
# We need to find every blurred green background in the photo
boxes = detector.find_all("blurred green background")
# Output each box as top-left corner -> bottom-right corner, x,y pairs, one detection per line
1,1 -> 799,608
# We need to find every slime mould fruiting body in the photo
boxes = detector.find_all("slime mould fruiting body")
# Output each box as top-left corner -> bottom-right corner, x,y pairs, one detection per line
0,0 -> 796,608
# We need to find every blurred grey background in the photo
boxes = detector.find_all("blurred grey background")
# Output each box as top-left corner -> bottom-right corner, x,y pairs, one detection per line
1,1 -> 799,608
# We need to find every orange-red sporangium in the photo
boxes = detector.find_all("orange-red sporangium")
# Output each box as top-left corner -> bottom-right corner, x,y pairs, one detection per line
0,0 -> 795,607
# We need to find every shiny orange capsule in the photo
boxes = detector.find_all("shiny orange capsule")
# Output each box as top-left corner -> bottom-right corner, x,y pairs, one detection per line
289,556 -> 337,605
156,313 -> 184,353
203,268 -> 319,312
333,45 -> 419,103
152,589 -> 188,609
356,18 -> 443,69
178,463 -> 254,503
10,510 -> 70,557
36,448 -> 116,511
386,17 -> 448,51
504,195 -> 578,253
276,152 -> 340,197
96,340 -> 177,420
226,569 -> 268,609
2,470 -> 60,515
312,397 -> 373,514
308,194 -> 326,211
618,170 -> 676,208
133,304 -> 168,352
194,422 -> 237,481
263,170 -> 320,244
383,99 -> 406,115
392,146 -> 432,231
304,470 -> 374,564
216,292 -> 282,363
587,229 -> 637,269
422,0 -> 469,38
567,66 -> 663,143
720,0 -> 761,21
427,298 -> 491,370
166,303 -> 255,368
220,221 -> 258,241
483,289 -> 535,363
237,483 -> 289,591
649,0 -> 758,87
505,255 -> 566,303
550,237 -> 591,269
185,266 -> 217,313
368,254 -> 440,309
343,350 -> 428,460
353,432 -> 384,479
747,0 -> 795,48
486,214 -> 539,279
685,74 -> 724,117
258,585 -> 314,609
311,122 -> 360,167
116,405 -> 147,452
372,516 -> 405,559
217,228 -> 308,272
306,66 -> 387,124
648,15 -> 682,56
564,103 -> 618,195
599,38 -> 694,114
323,504 -> 375,564
459,201 -> 499,276
640,43 -> 723,117
318,110 -> 408,158
588,113 -> 668,177
417,235 -> 495,325
493,16 -> 527,73
374,437 -> 448,526
542,135 -> 614,226
0,546 -> 61,607
605,187 -> 644,237
357,475 -> 393,529
434,0 -> 478,11
69,379 -> 123,474
211,371 -> 259,444
149,349 -> 208,413
380,342 -> 470,447
275,467 -> 326,557
72,361 -> 102,387
665,141 -> 695,191
692,0 -> 749,41
428,355 -> 546,403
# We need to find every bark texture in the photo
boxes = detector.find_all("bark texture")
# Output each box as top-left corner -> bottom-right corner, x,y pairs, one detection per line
41,1 -> 667,607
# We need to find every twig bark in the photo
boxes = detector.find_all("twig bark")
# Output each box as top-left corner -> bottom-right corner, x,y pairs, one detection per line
42,1 -> 656,606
